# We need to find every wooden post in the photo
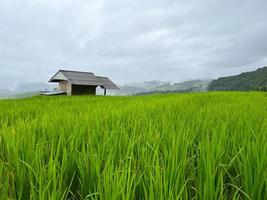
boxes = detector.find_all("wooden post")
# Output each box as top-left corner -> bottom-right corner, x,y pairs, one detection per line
104,88 -> 107,96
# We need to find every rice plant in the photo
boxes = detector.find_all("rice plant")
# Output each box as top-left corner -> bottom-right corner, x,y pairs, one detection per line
0,92 -> 266,199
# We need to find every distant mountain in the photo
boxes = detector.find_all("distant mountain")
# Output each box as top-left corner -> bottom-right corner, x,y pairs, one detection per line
15,83 -> 54,93
0,89 -> 13,98
0,82 -> 55,99
111,81 -> 167,95
113,80 -> 211,95
115,86 -> 149,95
208,67 -> 267,91
130,80 -> 170,90
154,80 -> 210,91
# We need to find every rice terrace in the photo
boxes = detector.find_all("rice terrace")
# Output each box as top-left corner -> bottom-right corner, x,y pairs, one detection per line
0,92 -> 266,199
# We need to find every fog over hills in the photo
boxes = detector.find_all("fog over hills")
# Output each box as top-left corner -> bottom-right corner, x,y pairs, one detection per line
111,79 -> 211,95
0,79 -> 211,98
15,83 -> 55,93
0,83 -> 55,98
1,66 -> 266,98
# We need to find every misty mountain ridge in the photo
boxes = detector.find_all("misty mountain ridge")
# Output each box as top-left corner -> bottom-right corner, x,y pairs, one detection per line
1,66 -> 266,98
0,80 -> 211,97
0,83 -> 55,98
114,79 -> 211,95
124,80 -> 170,90
15,82 -> 55,93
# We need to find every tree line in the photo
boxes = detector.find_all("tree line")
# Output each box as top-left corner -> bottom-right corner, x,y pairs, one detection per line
208,67 -> 267,91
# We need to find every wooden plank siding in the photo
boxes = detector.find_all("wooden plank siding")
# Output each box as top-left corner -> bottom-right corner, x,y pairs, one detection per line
59,81 -> 72,95
59,81 -> 67,91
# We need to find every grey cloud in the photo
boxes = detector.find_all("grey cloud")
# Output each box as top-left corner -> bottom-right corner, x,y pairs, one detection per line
0,0 -> 267,88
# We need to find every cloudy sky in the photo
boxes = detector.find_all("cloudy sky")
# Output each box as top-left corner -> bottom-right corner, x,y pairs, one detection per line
0,0 -> 267,89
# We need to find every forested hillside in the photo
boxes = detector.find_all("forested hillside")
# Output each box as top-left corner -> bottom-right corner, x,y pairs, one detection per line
208,67 -> 267,91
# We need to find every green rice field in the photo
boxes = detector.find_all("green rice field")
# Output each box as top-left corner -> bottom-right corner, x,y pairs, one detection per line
0,92 -> 266,199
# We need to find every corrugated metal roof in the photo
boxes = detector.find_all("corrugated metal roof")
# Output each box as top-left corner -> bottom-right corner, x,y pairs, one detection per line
49,70 -> 119,90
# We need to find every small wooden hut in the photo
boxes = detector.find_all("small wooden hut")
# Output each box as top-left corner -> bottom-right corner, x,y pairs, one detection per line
44,70 -> 119,96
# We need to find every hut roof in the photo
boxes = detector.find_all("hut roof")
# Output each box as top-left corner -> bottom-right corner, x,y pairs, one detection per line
49,70 -> 119,90
97,76 -> 120,90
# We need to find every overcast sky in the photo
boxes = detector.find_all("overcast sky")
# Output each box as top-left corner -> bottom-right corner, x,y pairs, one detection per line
0,0 -> 267,89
